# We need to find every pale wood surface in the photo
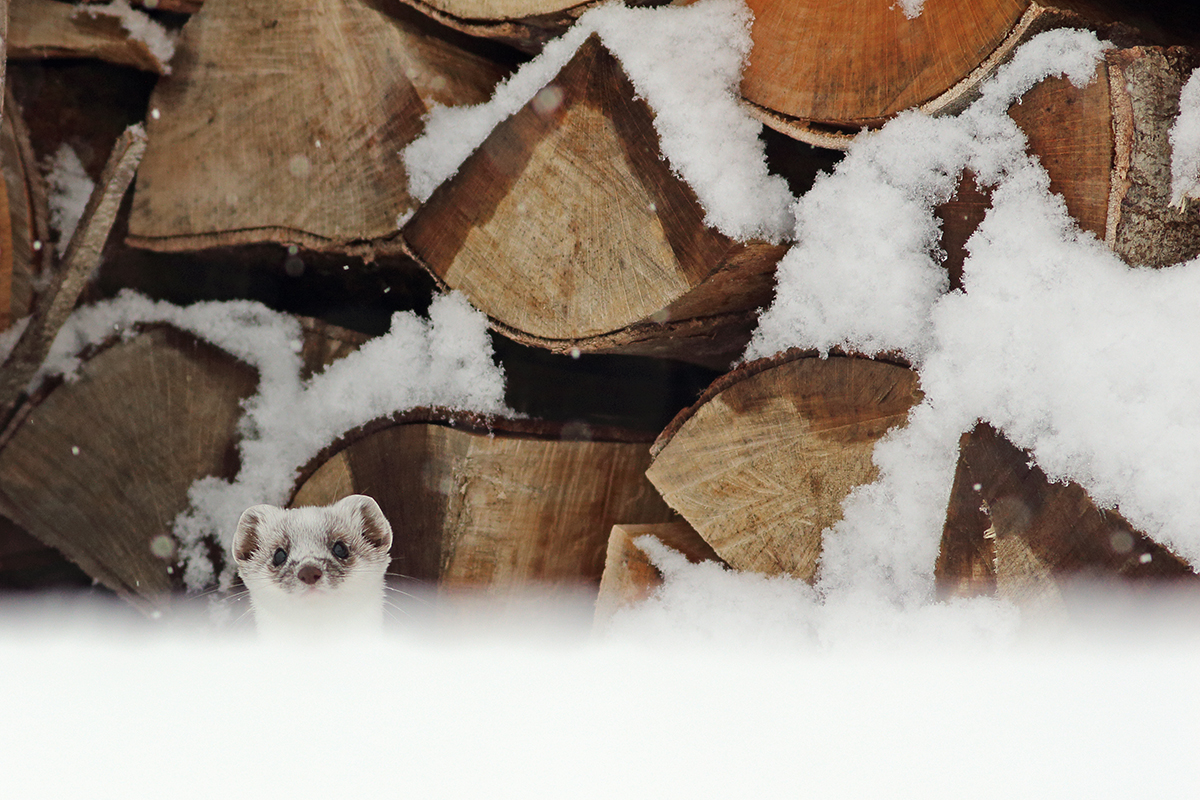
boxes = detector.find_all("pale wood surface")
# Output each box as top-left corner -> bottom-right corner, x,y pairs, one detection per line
593,520 -> 723,625
8,0 -> 173,74
647,352 -> 923,581
935,423 -> 1197,601
0,327 -> 257,609
291,412 -> 676,592
127,0 -> 507,251
403,34 -> 785,363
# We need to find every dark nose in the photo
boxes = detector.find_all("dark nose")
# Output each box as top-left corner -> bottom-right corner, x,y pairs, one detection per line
298,564 -> 323,585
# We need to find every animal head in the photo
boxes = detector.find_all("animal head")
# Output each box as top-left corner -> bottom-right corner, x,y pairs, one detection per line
231,495 -> 393,602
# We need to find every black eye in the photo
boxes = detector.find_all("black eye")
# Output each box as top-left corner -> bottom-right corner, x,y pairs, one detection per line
331,541 -> 349,560
272,548 -> 287,567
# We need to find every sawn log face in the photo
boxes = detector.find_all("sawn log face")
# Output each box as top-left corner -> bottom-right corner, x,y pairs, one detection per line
647,352 -> 923,582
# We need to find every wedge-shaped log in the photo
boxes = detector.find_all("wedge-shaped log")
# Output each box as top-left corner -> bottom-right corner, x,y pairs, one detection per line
290,410 -> 675,593
938,45 -> 1200,278
593,520 -> 724,625
0,317 -> 365,610
646,351 -> 923,581
0,326 -> 257,609
403,35 -> 788,369
8,0 -> 175,74
127,0 -> 507,251
936,423 -> 1197,604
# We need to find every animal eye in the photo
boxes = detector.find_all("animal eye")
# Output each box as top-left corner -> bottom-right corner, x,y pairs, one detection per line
331,541 -> 349,559
272,548 -> 287,567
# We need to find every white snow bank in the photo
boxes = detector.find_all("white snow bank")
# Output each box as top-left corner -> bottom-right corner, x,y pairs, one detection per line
43,291 -> 508,590
1170,67 -> 1200,207
403,0 -> 794,243
43,144 -> 94,246
745,28 -> 1200,600
79,0 -> 178,71
1,593 -> 1197,800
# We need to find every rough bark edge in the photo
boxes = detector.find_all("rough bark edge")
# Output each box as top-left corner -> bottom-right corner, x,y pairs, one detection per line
287,408 -> 660,506
648,347 -> 914,460
1104,46 -> 1200,266
398,233 -> 784,369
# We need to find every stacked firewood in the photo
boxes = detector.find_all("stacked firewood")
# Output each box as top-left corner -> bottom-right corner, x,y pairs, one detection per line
0,0 -> 1197,616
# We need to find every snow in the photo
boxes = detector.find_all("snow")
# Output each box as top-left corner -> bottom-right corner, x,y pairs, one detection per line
403,0 -> 794,243
895,0 -> 925,19
0,591 -> 1197,799
740,28 -> 1200,602
1170,67 -> 1200,207
44,143 -> 94,246
41,290 -> 508,590
79,0 -> 178,72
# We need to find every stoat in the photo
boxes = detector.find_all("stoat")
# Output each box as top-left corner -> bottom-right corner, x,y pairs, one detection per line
232,494 -> 393,638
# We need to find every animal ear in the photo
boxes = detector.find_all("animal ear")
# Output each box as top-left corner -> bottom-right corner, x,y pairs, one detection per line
340,495 -> 393,552
233,505 -> 277,564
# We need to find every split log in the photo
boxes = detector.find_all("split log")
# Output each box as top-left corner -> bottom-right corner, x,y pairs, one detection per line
8,0 -> 176,74
0,317 -> 364,610
936,422 -> 1198,604
402,34 -> 790,369
126,0 -> 508,252
741,0 -> 1143,148
81,0 -> 202,14
289,410 -> 675,593
937,45 -> 1200,277
645,350 -> 923,581
1,89 -> 54,329
391,0 -> 613,54
593,520 -> 724,625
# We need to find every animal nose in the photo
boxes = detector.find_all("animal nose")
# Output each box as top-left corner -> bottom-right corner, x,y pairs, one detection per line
298,564 -> 323,585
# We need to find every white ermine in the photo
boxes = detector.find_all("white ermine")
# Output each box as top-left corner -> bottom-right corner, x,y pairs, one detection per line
232,495 -> 393,639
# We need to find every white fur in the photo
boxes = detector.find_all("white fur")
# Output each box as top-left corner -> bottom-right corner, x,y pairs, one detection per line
232,495 -> 393,640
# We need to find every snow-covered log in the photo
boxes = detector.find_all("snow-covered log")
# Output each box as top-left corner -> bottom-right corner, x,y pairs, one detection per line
0,317 -> 366,611
289,409 -> 675,594
401,22 -> 796,369
645,351 -> 924,581
936,422 -> 1198,604
126,0 -> 509,252
593,520 -> 723,625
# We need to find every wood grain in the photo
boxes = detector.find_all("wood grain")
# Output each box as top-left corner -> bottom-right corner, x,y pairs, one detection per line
127,0 -> 507,251
742,0 -> 1029,126
593,520 -> 724,625
403,34 -> 786,364
8,0 -> 174,74
647,352 -> 923,581
936,422 -> 1197,601
0,327 -> 257,609
291,412 -> 676,593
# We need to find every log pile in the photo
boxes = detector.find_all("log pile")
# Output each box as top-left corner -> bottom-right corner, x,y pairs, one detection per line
1,0 -> 1198,624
